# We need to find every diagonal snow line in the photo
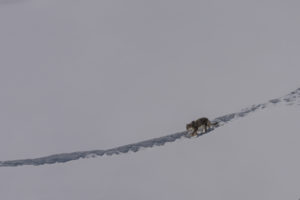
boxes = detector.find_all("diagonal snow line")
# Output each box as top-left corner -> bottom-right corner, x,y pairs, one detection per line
0,88 -> 299,167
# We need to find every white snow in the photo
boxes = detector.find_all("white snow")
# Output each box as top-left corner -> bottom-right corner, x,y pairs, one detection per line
1,0 -> 300,199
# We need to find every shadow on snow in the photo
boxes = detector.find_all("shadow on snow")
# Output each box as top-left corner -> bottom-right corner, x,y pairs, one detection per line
1,88 -> 299,167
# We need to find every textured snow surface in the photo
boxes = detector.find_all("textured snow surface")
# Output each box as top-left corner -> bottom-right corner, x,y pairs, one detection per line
1,1 -> 300,199
1,88 -> 299,167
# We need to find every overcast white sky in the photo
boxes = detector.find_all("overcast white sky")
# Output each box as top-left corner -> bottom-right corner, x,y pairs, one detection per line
0,0 -> 300,199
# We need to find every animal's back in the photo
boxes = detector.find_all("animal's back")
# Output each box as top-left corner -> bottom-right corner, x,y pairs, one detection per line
196,117 -> 209,125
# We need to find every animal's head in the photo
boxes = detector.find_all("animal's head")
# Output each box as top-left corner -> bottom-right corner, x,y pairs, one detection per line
186,121 -> 195,131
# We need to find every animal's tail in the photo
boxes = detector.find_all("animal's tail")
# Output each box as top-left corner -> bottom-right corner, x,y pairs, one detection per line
211,121 -> 219,127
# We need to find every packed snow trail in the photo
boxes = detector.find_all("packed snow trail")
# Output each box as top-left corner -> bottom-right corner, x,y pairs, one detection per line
1,88 -> 299,167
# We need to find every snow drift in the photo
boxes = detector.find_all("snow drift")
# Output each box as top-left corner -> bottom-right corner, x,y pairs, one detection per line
1,88 -> 299,167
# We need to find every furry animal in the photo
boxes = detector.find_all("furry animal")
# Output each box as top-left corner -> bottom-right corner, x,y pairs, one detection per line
186,117 -> 218,136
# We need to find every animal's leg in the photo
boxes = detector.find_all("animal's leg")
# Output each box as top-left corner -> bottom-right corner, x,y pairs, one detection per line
191,128 -> 198,136
198,125 -> 202,134
200,125 -> 204,133
207,121 -> 211,130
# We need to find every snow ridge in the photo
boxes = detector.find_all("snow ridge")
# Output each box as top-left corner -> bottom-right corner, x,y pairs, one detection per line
1,88 -> 299,167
